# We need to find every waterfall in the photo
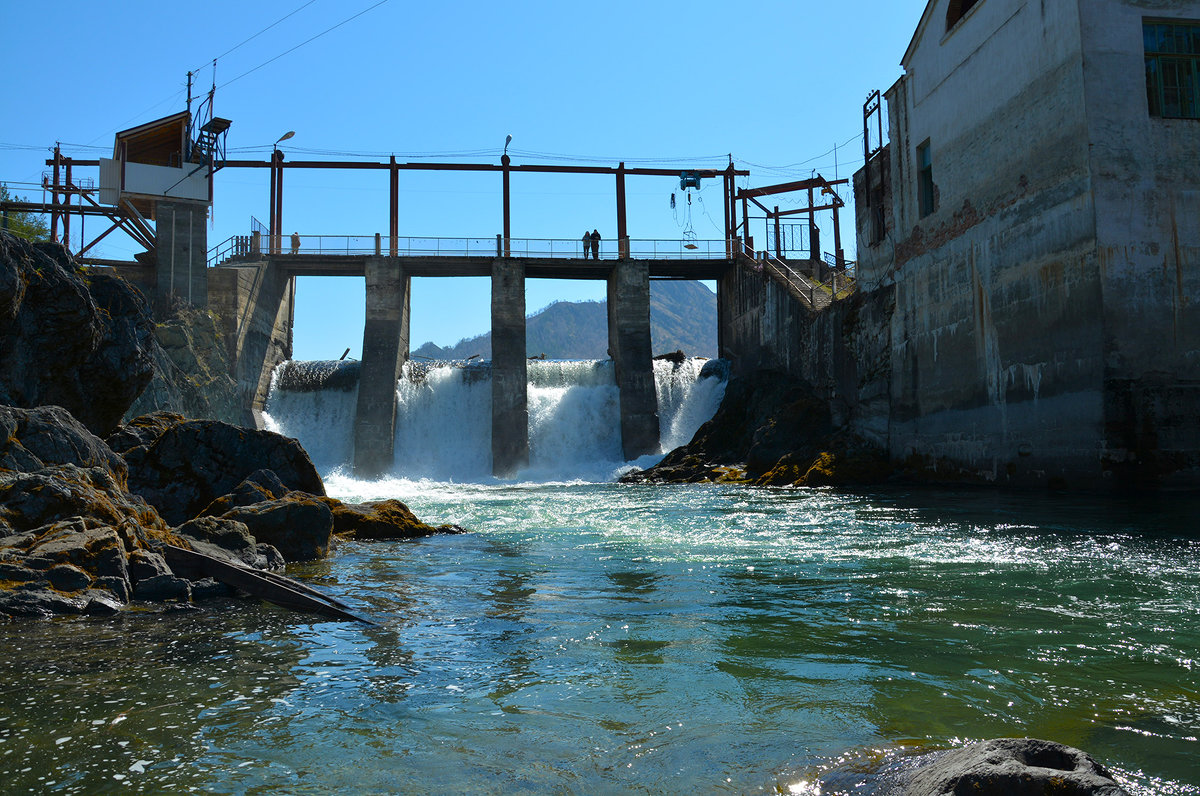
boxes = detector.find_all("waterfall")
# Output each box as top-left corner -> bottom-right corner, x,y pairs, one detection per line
263,357 -> 727,483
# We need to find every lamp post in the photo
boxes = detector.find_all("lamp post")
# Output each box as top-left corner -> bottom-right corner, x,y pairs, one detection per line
501,134 -> 512,257
269,131 -> 294,254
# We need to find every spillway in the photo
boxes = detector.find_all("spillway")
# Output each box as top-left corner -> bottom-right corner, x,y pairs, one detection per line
263,357 -> 727,482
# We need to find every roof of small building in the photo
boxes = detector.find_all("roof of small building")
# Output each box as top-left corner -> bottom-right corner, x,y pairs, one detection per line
112,110 -> 190,167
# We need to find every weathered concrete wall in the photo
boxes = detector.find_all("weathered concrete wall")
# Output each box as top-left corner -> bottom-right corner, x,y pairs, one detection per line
208,262 -> 294,428
491,259 -> 528,476
832,0 -> 1200,488
721,262 -> 894,449
607,260 -> 660,459
353,258 -> 410,477
1079,0 -> 1200,487
154,201 -> 208,307
841,0 -> 1133,489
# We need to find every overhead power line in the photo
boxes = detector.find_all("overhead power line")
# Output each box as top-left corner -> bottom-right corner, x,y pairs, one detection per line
193,0 -> 321,75
219,0 -> 392,91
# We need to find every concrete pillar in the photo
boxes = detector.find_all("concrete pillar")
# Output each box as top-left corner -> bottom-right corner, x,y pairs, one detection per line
354,257 -> 410,477
208,262 -> 293,428
607,260 -> 660,459
154,199 -> 209,307
491,258 -> 528,477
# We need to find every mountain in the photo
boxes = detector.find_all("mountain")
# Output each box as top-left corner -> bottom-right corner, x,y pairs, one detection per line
412,279 -> 717,360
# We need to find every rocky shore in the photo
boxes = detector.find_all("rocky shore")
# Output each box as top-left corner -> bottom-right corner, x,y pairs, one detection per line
0,231 -> 458,619
622,368 -> 893,488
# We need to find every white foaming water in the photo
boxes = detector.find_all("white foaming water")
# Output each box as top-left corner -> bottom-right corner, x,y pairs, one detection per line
262,368 -> 359,475
264,357 -> 727,484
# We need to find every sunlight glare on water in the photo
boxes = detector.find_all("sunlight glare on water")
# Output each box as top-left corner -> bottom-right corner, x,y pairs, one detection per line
1,483 -> 1198,794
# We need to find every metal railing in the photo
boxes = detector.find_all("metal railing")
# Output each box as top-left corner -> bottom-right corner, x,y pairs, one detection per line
742,245 -> 857,312
208,234 -> 737,267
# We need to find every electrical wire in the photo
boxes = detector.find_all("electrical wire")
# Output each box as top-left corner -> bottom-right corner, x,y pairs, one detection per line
218,0 -> 392,91
193,0 -> 320,75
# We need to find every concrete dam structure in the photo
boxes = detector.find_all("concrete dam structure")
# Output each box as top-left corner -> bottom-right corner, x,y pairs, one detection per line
28,0 -> 1200,492
205,247 -> 735,478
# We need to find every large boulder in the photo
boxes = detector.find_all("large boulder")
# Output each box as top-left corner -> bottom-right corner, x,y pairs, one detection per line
173,515 -> 285,572
110,413 -> 325,525
215,493 -> 334,562
0,464 -> 166,534
0,404 -> 128,485
0,517 -> 146,617
905,738 -> 1129,796
321,497 -> 466,540
0,232 -> 155,436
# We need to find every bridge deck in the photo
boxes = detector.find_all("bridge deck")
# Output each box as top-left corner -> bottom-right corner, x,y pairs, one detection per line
214,254 -> 733,280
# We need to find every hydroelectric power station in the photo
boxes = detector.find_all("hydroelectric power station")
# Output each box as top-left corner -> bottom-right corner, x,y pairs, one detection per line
14,105 -> 854,480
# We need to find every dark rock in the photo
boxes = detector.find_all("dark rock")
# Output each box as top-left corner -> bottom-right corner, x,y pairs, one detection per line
622,369 -> 892,487
132,573 -> 191,602
83,593 -> 124,615
0,466 -> 166,534
21,518 -> 129,572
0,561 -> 38,583
0,587 -> 88,617
46,563 -> 91,591
0,405 -> 128,484
905,738 -> 1129,796
321,497 -> 465,540
112,414 -> 325,525
127,550 -> 171,584
199,469 -> 290,516
124,305 -> 242,426
0,232 -> 155,436
93,575 -> 130,603
173,515 -> 285,572
216,493 -> 333,562
189,577 -> 234,601
104,411 -> 186,457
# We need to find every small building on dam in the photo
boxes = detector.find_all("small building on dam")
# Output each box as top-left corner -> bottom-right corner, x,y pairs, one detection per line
816,0 -> 1200,490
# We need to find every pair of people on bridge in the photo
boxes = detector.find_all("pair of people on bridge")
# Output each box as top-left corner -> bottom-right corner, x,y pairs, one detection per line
582,229 -> 601,259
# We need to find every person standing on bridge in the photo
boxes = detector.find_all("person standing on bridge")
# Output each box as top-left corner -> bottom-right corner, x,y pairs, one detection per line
290,232 -> 301,255
590,229 -> 601,260
582,230 -> 591,259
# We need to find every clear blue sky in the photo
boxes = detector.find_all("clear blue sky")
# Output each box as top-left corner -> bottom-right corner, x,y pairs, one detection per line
1,0 -> 924,359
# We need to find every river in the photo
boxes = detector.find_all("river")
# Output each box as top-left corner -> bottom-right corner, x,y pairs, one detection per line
0,361 -> 1196,794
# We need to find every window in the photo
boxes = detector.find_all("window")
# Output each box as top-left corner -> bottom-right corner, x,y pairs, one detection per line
917,140 -> 936,218
1145,20 -> 1200,118
946,0 -> 981,31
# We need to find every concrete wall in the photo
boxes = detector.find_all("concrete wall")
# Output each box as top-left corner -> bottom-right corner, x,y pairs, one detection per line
208,262 -> 294,428
833,0 -> 1200,489
354,258 -> 410,477
1079,0 -> 1200,486
607,261 -> 660,459
844,0 -> 1115,488
722,262 -> 894,448
154,200 -> 208,307
491,259 -> 528,476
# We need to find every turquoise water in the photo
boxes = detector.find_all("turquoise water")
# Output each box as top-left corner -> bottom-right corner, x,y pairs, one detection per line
2,482 -> 1198,794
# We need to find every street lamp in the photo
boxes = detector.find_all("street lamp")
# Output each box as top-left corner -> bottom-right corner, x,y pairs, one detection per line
270,131 -> 294,254
504,134 -> 512,157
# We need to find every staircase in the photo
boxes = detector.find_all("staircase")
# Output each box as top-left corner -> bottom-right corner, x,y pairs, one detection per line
740,250 -> 855,313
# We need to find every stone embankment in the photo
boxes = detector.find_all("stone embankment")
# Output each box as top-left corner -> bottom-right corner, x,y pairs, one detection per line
622,369 -> 892,487
0,231 -> 458,619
